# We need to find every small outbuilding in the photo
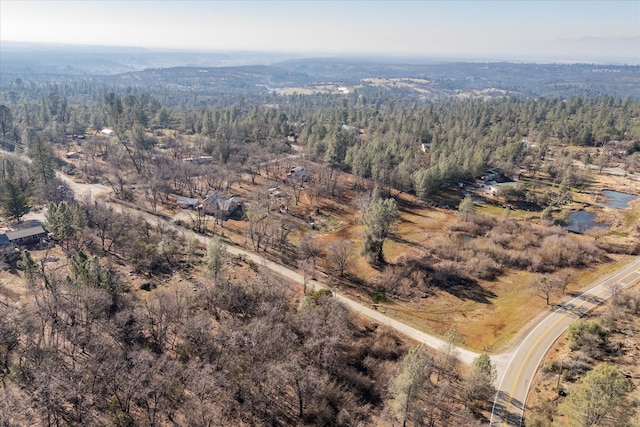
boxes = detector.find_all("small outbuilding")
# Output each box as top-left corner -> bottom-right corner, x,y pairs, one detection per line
287,166 -> 307,179
177,197 -> 199,209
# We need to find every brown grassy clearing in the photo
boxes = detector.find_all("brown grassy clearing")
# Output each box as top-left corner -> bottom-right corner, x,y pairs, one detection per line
41,134 -> 640,356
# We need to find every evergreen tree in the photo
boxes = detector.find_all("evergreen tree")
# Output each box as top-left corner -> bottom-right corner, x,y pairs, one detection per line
1,178 -> 31,221
564,363 -> 633,427
0,105 -> 13,140
463,354 -> 497,410
46,202 -> 86,249
29,138 -> 56,188
17,250 -> 38,287
458,194 -> 475,222
389,346 -> 432,427
361,195 -> 397,264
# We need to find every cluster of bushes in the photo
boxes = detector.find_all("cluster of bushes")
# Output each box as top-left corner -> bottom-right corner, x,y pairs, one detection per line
447,215 -> 602,273
373,215 -> 603,302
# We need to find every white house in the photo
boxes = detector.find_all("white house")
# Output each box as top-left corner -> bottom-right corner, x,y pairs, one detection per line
489,181 -> 518,195
101,128 -> 114,137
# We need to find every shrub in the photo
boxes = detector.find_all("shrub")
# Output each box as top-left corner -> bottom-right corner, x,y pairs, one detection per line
371,289 -> 386,304
538,234 -> 601,269
465,255 -> 502,280
567,319 -> 609,356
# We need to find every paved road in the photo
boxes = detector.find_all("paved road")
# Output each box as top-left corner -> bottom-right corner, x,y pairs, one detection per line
489,257 -> 640,426
227,246 -> 481,362
49,169 -> 640,420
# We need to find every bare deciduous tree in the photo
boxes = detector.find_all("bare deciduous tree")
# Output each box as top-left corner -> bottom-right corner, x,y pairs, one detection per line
530,273 -> 561,305
327,239 -> 353,277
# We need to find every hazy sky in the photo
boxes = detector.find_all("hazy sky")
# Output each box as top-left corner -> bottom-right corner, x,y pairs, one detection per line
1,0 -> 639,62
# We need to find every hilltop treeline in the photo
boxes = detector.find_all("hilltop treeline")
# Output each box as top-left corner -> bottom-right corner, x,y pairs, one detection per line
1,89 -> 639,203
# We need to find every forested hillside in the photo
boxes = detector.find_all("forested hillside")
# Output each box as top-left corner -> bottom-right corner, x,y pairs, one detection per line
1,58 -> 640,426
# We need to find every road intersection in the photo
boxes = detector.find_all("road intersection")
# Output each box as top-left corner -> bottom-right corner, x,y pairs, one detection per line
52,170 -> 640,426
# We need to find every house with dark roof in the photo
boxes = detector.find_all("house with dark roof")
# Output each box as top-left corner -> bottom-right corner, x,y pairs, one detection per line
5,226 -> 48,246
201,192 -> 241,218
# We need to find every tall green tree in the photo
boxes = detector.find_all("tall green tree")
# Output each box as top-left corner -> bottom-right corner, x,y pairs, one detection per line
69,250 -> 101,286
17,249 -> 38,287
563,363 -> 633,427
1,178 -> 31,221
389,346 -> 433,427
46,202 -> 87,249
0,105 -> 13,140
463,354 -> 496,411
361,196 -> 397,264
324,129 -> 351,174
68,249 -> 120,312
29,138 -> 56,188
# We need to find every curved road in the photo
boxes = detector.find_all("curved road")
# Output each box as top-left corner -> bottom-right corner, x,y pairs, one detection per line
56,170 -> 640,424
489,257 -> 640,426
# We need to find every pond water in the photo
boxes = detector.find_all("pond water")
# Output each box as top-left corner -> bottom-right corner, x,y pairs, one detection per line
564,210 -> 609,234
601,190 -> 638,209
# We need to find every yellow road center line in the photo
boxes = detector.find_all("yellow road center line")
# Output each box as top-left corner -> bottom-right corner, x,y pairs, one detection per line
501,268 -> 639,426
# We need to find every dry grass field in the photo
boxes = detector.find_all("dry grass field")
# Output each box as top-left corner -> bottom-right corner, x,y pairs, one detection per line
18,137 -> 640,356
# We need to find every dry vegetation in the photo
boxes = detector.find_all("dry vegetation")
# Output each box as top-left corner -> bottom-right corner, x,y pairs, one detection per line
50,129 -> 640,356
526,285 -> 640,426
0,219 -> 493,427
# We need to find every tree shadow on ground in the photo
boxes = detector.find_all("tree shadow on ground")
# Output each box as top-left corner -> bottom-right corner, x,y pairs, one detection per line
387,233 -> 422,248
374,256 -> 496,305
431,267 -> 497,304
490,390 -> 525,426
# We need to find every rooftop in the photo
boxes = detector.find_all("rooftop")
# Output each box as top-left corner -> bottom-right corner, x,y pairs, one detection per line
6,225 -> 47,241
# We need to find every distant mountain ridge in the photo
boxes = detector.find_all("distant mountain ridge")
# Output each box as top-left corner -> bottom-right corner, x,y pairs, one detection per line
91,62 -> 640,99
1,43 -> 639,100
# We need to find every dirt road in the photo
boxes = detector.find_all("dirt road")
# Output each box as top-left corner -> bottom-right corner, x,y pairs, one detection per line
54,169 -> 640,424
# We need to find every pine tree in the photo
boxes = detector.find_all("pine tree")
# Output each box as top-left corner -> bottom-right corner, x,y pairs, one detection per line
389,346 -> 432,427
464,354 -> 497,410
46,202 -> 86,249
29,138 -> 55,188
564,363 -> 633,427
361,196 -> 397,264
1,178 -> 31,221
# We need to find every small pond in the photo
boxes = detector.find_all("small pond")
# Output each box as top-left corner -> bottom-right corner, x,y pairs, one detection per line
601,190 -> 638,209
564,210 -> 609,234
